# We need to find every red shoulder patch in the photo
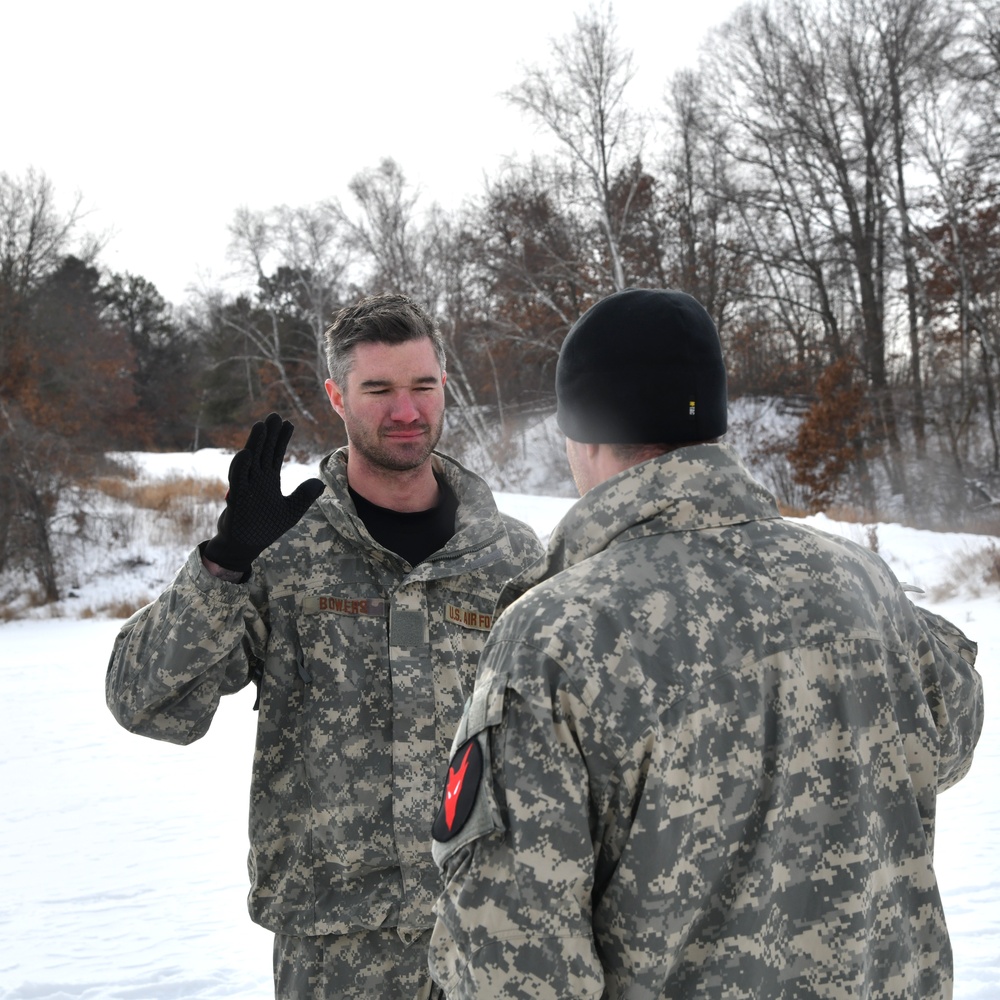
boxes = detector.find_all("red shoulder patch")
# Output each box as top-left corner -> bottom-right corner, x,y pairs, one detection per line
432,737 -> 483,842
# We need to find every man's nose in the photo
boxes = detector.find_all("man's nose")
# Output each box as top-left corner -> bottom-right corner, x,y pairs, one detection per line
390,391 -> 421,423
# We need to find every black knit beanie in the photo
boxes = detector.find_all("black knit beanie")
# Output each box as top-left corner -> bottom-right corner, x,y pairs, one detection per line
555,288 -> 728,444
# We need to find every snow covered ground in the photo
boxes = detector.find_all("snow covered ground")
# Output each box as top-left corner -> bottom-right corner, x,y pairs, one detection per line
1,450 -> 996,999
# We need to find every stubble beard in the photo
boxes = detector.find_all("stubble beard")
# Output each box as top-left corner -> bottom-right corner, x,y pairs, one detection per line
350,415 -> 444,473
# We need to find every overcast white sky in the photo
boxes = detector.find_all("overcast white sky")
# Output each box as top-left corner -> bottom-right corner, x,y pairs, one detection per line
6,0 -> 744,306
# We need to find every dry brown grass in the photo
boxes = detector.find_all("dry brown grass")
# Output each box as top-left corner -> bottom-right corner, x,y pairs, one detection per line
80,597 -> 152,620
823,504 -> 876,524
90,474 -> 223,543
775,501 -> 808,518
92,475 -> 223,510
777,501 -> 884,524
0,587 -> 52,621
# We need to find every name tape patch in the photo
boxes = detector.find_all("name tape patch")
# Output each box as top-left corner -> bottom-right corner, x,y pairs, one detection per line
446,603 -> 494,631
301,596 -> 387,617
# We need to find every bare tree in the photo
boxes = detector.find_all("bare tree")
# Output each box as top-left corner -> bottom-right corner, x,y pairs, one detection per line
334,158 -> 428,299
907,0 -> 1000,477
216,202 -> 350,428
505,2 -> 644,292
0,169 -> 98,398
708,0 -> 915,501
956,0 -> 1000,171
0,172 -> 110,600
872,0 -> 958,458
659,69 -> 751,332
0,169 -> 92,296
475,160 -> 596,360
0,398 -> 60,601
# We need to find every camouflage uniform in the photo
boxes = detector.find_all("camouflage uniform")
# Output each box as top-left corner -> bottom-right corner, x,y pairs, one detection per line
430,443 -> 983,1000
106,449 -> 543,998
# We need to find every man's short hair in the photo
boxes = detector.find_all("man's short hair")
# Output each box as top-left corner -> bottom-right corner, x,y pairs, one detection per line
325,293 -> 447,389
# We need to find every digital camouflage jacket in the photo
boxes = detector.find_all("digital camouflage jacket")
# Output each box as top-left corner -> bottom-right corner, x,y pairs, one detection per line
430,443 -> 983,1000
106,449 -> 543,938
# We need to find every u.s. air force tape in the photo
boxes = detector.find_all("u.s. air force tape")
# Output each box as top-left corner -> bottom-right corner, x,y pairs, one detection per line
432,737 -> 483,842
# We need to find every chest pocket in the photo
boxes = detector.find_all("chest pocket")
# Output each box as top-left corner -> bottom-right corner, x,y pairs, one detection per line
436,588 -> 499,675
422,586 -> 499,732
278,588 -> 392,739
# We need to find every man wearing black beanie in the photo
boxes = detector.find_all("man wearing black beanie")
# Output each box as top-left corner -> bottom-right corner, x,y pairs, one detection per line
430,288 -> 982,1000
555,287 -> 727,446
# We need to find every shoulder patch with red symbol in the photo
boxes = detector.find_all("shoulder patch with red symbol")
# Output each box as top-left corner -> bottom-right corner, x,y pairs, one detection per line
432,737 -> 483,843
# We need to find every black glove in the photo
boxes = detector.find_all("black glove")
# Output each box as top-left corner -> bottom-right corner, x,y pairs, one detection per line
203,413 -> 325,574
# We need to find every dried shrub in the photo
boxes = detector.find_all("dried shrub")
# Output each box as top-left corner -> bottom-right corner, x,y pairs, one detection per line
929,542 -> 1000,602
787,358 -> 874,512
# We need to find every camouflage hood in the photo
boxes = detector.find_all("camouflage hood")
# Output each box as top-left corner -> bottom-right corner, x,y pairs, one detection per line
505,443 -> 780,605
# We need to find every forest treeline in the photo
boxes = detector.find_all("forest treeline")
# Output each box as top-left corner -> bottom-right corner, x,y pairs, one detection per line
2,0 -> 999,602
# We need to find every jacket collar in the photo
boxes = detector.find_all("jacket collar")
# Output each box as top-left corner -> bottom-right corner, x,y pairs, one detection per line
317,447 -> 511,569
506,443 -> 780,602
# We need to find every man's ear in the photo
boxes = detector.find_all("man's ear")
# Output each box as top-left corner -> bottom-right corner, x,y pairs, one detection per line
325,379 -> 345,420
572,439 -> 602,466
